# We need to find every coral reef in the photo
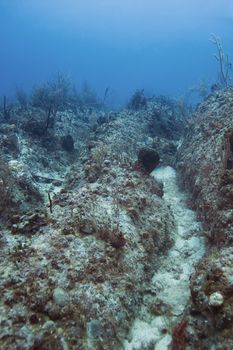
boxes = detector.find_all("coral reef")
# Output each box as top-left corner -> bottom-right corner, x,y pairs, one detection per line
177,87 -> 233,349
0,98 -> 182,349
4,86 -> 233,348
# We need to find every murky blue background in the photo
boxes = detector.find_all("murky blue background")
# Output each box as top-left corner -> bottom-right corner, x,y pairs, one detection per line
1,0 -> 233,106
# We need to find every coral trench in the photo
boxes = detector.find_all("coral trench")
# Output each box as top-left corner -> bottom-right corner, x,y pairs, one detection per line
124,166 -> 205,350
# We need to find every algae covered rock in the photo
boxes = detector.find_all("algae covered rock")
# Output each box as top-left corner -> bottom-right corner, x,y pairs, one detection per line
0,96 -> 179,350
53,287 -> 70,307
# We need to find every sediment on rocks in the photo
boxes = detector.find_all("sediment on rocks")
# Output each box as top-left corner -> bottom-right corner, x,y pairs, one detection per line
124,166 -> 205,350
3,87 -> 231,349
176,88 -> 233,349
0,100 -> 183,350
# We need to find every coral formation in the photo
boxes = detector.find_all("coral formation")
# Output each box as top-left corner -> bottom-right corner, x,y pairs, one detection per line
3,85 -> 233,349
177,88 -> 233,349
0,97 -> 181,349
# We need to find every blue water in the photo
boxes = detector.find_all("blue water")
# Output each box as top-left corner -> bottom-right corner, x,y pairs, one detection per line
1,0 -> 233,106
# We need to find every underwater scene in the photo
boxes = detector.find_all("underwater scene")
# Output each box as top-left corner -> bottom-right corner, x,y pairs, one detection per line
1,1 -> 233,349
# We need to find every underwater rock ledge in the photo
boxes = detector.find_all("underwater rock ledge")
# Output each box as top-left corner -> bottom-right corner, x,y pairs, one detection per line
0,100 -> 182,349
176,88 -> 233,349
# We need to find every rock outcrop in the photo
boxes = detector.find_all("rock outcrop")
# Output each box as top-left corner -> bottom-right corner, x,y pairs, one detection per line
177,88 -> 233,349
0,100 -> 181,349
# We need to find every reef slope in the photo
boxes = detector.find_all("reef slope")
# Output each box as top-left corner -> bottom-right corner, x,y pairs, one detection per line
177,88 -> 233,349
0,101 -> 180,349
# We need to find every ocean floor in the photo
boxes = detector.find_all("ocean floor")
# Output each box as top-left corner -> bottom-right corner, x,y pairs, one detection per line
124,166 -> 205,350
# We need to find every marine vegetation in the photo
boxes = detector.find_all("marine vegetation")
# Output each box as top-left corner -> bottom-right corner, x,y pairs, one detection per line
210,33 -> 233,87
31,72 -> 72,115
127,89 -> 147,110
